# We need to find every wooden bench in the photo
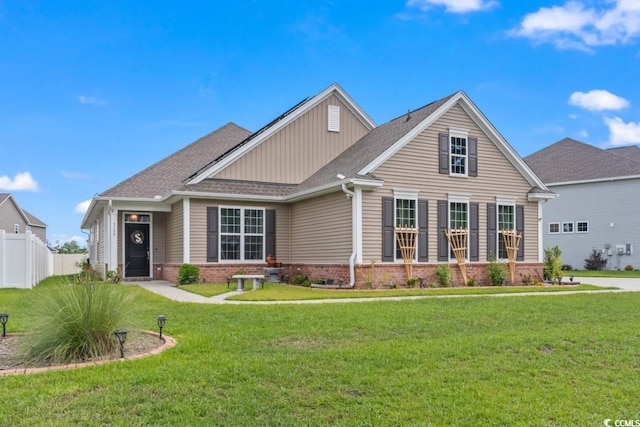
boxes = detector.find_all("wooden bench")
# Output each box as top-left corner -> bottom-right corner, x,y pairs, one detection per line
231,274 -> 265,291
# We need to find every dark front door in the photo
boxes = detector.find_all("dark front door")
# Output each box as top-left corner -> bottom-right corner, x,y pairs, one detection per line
125,223 -> 150,277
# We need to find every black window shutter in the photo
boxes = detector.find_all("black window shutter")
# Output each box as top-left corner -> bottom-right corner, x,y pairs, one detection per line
266,209 -> 276,259
206,207 -> 218,262
470,202 -> 479,261
439,133 -> 449,174
516,205 -> 524,261
468,137 -> 478,177
382,198 -> 394,262
487,203 -> 497,260
418,200 -> 428,262
437,200 -> 448,261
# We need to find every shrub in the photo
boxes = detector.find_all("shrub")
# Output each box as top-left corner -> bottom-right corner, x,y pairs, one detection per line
486,257 -> 506,286
292,274 -> 308,285
466,277 -> 477,287
105,270 -> 121,283
21,278 -> 131,364
561,264 -> 573,271
520,273 -> 532,286
625,264 -> 634,271
584,249 -> 607,271
435,264 -> 452,287
406,278 -> 420,287
178,264 -> 200,285
544,246 -> 563,283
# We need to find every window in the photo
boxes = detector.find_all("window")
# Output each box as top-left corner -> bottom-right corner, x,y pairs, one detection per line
220,207 -> 264,261
497,204 -> 515,259
562,222 -> 574,233
450,135 -> 467,175
576,221 -> 589,233
395,198 -> 416,259
549,222 -> 560,234
449,200 -> 469,259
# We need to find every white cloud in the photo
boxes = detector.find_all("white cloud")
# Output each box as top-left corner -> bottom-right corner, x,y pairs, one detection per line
0,172 -> 39,192
577,129 -> 589,138
74,199 -> 92,214
569,90 -> 630,111
77,95 -> 107,106
512,1 -> 640,50
604,117 -> 640,146
406,0 -> 499,13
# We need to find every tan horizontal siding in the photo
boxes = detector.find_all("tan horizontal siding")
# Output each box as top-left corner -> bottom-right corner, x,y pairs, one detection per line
362,103 -> 539,262
166,200 -> 184,264
215,94 -> 370,184
189,199 -> 291,264
152,213 -> 166,265
291,191 -> 352,263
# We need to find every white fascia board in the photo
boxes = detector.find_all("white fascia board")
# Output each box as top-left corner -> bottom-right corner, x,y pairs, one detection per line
358,92 -> 464,176
528,192 -> 558,202
80,198 -> 104,229
169,191 -> 285,204
546,174 -> 640,187
456,96 -> 549,191
188,83 -> 377,186
109,200 -> 172,212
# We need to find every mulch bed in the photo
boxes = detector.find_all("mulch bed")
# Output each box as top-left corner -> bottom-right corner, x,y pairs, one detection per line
0,330 -> 168,373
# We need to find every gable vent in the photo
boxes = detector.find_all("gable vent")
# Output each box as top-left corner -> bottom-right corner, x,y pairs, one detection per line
328,105 -> 340,132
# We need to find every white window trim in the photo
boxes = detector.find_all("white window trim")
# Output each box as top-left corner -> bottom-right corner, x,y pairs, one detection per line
549,222 -> 560,234
562,221 -> 574,234
447,195 -> 470,261
219,206 -> 266,263
497,202 -> 516,261
576,220 -> 589,234
393,191 -> 419,262
449,127 -> 469,177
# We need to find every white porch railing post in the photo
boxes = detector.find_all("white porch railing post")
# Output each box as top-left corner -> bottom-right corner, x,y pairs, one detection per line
0,230 -> 5,288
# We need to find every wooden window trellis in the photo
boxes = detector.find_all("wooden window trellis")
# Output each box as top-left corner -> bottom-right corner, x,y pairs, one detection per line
395,226 -> 418,279
502,230 -> 522,282
445,229 -> 468,284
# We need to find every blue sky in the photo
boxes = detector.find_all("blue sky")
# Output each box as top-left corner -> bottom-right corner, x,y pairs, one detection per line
1,0 -> 639,246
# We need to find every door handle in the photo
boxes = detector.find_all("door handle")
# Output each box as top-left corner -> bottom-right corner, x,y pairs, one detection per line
147,250 -> 150,261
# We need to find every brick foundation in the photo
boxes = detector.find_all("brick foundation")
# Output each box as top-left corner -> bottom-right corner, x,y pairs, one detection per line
149,261 -> 543,288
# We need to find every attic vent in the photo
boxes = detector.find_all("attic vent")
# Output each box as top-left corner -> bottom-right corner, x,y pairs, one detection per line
328,105 -> 340,132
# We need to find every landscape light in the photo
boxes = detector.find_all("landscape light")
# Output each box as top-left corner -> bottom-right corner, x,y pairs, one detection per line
114,329 -> 128,358
0,313 -> 8,337
157,315 -> 167,340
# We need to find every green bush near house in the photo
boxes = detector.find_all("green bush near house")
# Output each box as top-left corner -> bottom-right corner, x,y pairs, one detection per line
178,264 -> 200,285
486,257 -> 506,286
435,264 -> 452,287
544,245 -> 563,283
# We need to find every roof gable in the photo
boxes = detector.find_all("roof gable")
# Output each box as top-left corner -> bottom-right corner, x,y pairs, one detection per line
187,83 -> 376,185
525,138 -> 640,184
0,193 -> 46,227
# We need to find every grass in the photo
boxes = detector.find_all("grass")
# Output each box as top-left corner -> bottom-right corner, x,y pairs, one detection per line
1,277 -> 639,425
567,269 -> 640,278
180,282 -> 610,301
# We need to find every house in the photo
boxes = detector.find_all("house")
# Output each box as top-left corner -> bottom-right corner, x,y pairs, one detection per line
81,83 -> 553,287
0,193 -> 47,242
525,138 -> 640,271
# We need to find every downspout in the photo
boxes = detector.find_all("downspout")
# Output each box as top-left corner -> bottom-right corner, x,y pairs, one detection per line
341,182 -> 357,288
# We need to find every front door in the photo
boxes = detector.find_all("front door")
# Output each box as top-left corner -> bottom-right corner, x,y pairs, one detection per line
125,223 -> 150,277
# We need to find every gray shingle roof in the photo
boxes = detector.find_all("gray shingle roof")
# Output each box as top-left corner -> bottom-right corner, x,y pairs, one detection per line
187,179 -> 297,198
296,93 -> 456,192
608,145 -> 640,163
524,138 -> 640,184
102,123 -> 251,198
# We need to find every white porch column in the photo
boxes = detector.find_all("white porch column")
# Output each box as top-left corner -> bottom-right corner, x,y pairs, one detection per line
106,206 -> 118,272
183,197 -> 190,263
354,187 -> 363,264
538,201 -> 544,262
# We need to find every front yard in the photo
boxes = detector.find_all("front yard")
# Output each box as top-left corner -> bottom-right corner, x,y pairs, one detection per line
1,281 -> 638,425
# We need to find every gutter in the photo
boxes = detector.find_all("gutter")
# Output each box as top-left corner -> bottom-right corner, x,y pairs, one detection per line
342,182 -> 357,289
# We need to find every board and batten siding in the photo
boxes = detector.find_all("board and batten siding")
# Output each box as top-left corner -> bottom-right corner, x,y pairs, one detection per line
361,103 -> 539,263
189,199 -> 291,264
165,200 -> 184,264
291,191 -> 352,263
215,94 -> 370,184
543,178 -> 640,270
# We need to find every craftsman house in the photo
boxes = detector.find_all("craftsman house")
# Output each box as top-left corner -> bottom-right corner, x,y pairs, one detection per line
525,138 -> 640,271
81,83 -> 553,287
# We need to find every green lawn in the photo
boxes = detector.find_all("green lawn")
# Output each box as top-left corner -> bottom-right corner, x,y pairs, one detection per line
567,269 -> 640,278
1,279 -> 638,425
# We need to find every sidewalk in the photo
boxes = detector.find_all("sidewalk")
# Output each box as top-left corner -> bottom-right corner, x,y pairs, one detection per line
133,279 -> 633,305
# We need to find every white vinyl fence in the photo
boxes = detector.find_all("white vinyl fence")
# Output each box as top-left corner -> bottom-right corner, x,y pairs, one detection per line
53,253 -> 87,276
0,230 -> 53,289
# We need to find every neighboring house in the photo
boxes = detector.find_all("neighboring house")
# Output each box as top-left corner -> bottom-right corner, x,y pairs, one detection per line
81,83 -> 553,286
0,193 -> 47,242
525,138 -> 640,271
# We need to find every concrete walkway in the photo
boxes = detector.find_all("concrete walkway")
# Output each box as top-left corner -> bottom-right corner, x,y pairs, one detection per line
132,278 -> 638,305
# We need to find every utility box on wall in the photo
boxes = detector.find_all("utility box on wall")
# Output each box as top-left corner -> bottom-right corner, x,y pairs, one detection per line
626,243 -> 633,255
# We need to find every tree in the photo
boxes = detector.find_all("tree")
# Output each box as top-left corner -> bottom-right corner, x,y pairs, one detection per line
584,249 -> 608,270
54,240 -> 88,254
543,245 -> 562,284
